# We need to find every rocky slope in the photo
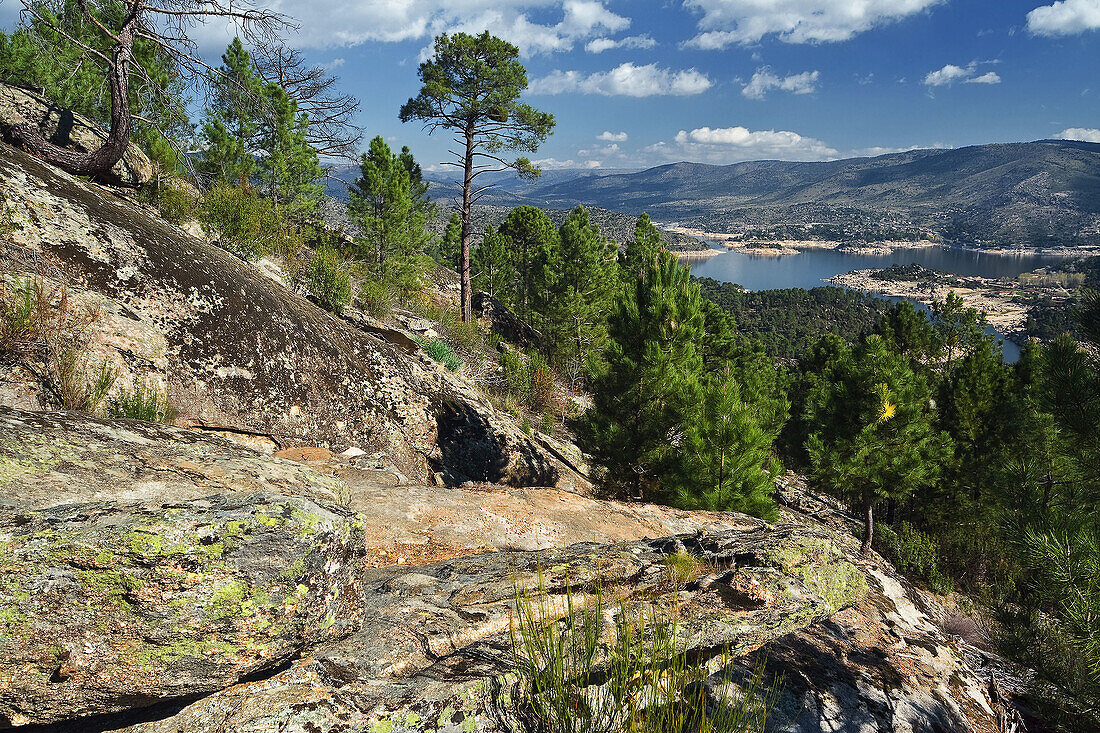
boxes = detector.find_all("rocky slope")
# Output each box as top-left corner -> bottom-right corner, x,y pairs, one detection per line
0,406 -> 1001,732
0,141 -> 583,490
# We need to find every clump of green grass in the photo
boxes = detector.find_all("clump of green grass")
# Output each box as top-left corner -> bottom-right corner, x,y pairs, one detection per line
663,552 -> 706,587
108,380 -> 177,423
414,336 -> 461,371
506,569 -> 777,733
56,349 -> 115,413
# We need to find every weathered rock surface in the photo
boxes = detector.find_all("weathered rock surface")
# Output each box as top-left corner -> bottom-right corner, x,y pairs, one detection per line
0,490 -> 364,727
0,408 -> 999,733
0,142 -> 585,489
0,83 -> 152,187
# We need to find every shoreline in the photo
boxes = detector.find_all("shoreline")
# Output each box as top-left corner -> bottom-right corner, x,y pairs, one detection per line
660,224 -> 1100,258
830,269 -> 1030,331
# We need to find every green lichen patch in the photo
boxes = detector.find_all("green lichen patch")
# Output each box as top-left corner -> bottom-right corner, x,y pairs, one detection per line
0,491 -> 364,724
765,537 -> 868,612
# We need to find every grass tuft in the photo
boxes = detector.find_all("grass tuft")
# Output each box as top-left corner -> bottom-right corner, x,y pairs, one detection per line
506,568 -> 778,733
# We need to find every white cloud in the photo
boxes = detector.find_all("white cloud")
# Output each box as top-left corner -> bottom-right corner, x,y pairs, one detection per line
1057,127 -> 1100,142
923,62 -> 1000,87
578,143 -> 621,156
222,1 -> 630,55
325,58 -> 346,68
529,63 -> 713,96
598,130 -> 629,141
923,64 -> 972,86
966,71 -> 1001,84
585,33 -> 657,52
741,67 -> 820,99
646,125 -> 839,163
682,0 -> 942,47
533,157 -> 604,169
1027,0 -> 1100,36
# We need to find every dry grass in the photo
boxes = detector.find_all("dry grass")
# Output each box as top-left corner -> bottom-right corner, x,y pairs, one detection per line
1,276 -> 116,412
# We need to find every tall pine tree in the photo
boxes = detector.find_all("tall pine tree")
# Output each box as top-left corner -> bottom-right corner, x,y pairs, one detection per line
549,206 -> 619,369
348,136 -> 432,292
199,38 -> 261,186
579,252 -> 705,502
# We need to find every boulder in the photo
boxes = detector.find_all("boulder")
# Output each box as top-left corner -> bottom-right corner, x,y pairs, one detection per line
0,83 -> 152,187
0,491 -> 364,727
0,142 -> 586,490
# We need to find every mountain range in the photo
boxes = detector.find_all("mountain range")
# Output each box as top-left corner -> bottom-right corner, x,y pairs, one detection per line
326,140 -> 1100,249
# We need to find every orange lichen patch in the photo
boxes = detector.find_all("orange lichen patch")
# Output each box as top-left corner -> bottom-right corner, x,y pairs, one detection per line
274,447 -> 333,464
363,541 -> 490,569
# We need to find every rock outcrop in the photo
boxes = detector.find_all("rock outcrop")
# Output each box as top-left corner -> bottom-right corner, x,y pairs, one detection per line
0,83 -> 152,187
0,407 -> 999,733
0,142 -> 584,490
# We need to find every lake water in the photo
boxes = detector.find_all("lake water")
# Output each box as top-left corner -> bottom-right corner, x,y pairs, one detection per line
685,244 -> 1074,363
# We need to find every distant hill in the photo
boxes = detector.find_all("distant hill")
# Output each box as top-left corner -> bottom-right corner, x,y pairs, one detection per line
484,141 -> 1100,249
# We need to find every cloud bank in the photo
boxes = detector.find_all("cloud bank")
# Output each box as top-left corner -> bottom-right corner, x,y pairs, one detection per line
742,68 -> 820,99
646,125 -> 839,163
529,63 -> 713,96
585,34 -> 657,53
923,62 -> 1001,86
238,1 -> 630,55
682,0 -> 943,47
1027,0 -> 1100,36
1057,127 -> 1100,142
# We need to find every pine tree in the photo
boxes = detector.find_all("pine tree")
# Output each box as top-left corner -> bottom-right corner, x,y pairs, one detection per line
400,31 -> 555,322
803,335 -> 953,554
256,82 -> 324,220
620,212 -> 663,279
499,206 -> 560,322
579,252 -> 705,502
435,212 -> 463,269
256,82 -> 323,217
549,206 -> 619,368
348,136 -> 432,292
200,38 -> 262,186
679,364 -> 782,520
472,227 -> 515,300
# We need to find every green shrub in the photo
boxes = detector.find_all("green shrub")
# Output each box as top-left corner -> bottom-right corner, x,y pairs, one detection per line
0,277 -> 118,414
108,380 -> 176,423
357,277 -> 396,318
199,185 -> 301,259
508,570 -> 776,733
306,246 -> 352,314
527,351 -> 555,414
498,348 -> 558,415
414,336 -> 461,371
540,411 -> 556,436
876,522 -> 952,594
139,178 -> 198,226
500,349 -> 530,403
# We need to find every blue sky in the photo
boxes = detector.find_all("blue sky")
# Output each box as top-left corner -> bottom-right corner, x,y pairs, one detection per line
2,0 -> 1099,170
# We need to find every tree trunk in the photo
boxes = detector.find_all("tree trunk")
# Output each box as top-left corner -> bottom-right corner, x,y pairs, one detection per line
861,494 -> 874,556
459,130 -> 475,322
7,24 -> 134,180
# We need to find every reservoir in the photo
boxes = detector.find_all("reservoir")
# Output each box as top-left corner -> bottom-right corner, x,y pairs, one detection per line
684,244 -> 1076,363
685,245 -> 1072,292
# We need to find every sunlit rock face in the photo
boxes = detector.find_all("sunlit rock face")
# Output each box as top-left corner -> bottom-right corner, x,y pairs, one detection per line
0,142 -> 586,490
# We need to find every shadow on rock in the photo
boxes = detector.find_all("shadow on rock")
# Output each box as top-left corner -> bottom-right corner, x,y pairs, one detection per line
432,401 -> 558,487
